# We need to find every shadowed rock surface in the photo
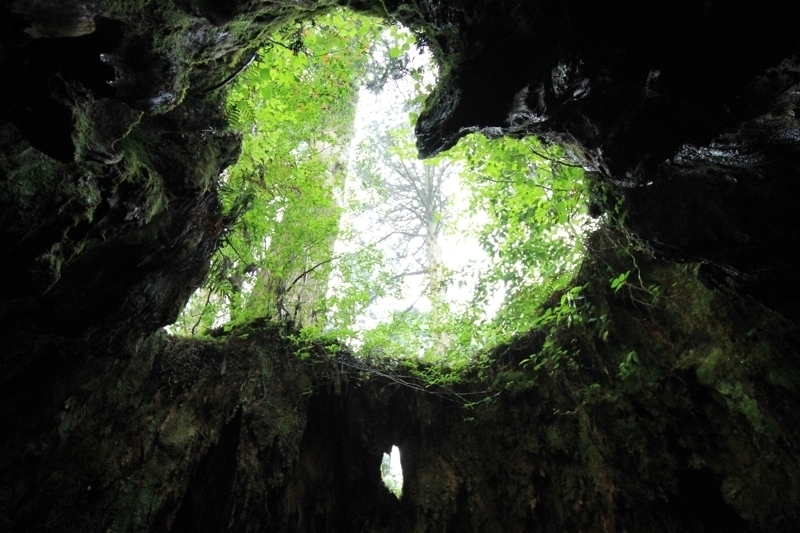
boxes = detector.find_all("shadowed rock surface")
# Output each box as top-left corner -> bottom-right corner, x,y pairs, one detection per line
2,0 -> 800,531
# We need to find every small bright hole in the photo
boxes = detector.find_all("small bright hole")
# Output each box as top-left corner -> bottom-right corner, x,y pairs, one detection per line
380,445 -> 403,498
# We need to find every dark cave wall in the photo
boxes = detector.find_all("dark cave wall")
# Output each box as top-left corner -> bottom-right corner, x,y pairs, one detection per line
2,0 -> 800,532
2,241 -> 799,532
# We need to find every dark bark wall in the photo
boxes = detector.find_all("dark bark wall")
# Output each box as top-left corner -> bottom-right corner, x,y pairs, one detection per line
2,0 -> 800,532
2,240 -> 799,532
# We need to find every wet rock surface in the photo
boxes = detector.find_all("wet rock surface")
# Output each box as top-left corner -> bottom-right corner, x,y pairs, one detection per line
1,0 -> 800,531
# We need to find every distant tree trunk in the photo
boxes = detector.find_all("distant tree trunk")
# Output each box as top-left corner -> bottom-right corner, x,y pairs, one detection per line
354,127 -> 455,353
423,178 -> 451,356
243,129 -> 354,327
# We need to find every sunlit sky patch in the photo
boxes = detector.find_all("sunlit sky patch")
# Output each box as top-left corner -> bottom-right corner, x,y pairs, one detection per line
329,30 -> 503,340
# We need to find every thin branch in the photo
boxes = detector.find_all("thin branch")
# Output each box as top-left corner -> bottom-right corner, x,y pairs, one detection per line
528,145 -> 583,168
200,52 -> 258,95
223,235 -> 250,266
265,37 -> 309,56
191,288 -> 215,336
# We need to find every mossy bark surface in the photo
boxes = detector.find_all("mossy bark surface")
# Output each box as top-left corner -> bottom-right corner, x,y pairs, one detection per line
3,236 -> 799,532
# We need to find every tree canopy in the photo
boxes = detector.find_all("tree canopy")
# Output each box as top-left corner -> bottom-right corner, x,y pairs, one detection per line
171,9 -> 591,368
171,10 -> 382,334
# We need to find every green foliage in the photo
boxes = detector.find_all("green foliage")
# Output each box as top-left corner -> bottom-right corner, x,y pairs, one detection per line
321,127 -> 588,364
610,270 -> 630,292
439,134 -> 590,355
518,284 -> 588,371
172,11 -> 591,379
618,350 -> 641,380
172,10 -> 384,335
362,24 -> 417,93
324,117 -> 590,368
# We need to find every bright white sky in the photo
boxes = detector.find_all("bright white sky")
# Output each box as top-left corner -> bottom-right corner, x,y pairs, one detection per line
381,444 -> 403,495
330,35 -> 503,337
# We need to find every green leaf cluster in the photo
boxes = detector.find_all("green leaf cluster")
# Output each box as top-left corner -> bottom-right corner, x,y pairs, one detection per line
334,131 -> 590,371
444,134 -> 590,349
172,12 -> 591,382
172,10 -> 384,335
